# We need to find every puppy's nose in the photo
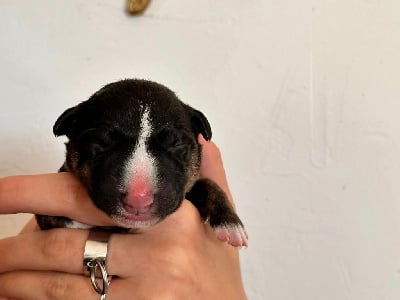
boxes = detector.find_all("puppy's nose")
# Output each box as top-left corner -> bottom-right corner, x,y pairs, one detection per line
126,176 -> 154,208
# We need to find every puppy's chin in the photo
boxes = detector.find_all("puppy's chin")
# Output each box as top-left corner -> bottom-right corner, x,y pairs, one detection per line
111,210 -> 160,229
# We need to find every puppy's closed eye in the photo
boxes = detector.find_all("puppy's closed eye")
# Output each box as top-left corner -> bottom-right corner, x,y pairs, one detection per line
76,129 -> 118,159
152,128 -> 193,160
169,143 -> 192,163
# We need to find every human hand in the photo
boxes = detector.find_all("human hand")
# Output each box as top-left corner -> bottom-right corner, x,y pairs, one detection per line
0,135 -> 247,299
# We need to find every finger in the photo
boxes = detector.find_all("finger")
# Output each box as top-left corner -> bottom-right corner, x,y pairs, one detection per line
0,271 -> 164,300
198,135 -> 235,207
0,173 -> 113,226
0,228 -> 89,274
19,217 -> 40,234
0,271 -> 112,300
0,201 -> 203,276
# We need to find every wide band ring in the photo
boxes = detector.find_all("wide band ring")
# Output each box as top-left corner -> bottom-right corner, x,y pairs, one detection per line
83,230 -> 113,299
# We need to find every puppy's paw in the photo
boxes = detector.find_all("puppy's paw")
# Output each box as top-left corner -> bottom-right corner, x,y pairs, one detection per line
36,215 -> 77,230
214,224 -> 248,248
66,220 -> 93,229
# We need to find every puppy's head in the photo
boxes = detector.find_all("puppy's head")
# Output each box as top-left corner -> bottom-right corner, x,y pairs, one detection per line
54,79 -> 211,229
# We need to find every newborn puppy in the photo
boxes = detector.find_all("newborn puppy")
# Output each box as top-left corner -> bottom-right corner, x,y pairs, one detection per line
36,79 -> 248,247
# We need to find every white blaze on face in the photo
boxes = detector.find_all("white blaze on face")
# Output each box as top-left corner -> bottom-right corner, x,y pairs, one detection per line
123,106 -> 158,200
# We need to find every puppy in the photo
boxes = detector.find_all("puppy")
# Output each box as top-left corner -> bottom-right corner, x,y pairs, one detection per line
36,79 -> 248,247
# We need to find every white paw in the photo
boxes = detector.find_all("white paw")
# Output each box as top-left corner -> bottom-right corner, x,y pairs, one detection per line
214,224 -> 248,248
66,220 -> 93,229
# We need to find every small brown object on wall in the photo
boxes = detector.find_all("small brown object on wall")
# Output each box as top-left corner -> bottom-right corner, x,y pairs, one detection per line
127,0 -> 151,14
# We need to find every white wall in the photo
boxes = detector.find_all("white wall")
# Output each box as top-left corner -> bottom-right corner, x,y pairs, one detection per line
1,1 -> 400,299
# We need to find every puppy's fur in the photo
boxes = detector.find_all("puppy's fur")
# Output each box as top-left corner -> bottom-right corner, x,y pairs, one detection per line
36,79 -> 247,247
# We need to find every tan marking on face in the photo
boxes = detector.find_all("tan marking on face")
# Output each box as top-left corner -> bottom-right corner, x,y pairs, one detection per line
66,142 -> 79,171
66,142 -> 92,188
184,147 -> 201,193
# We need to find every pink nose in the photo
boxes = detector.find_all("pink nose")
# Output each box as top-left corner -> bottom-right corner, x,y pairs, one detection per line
126,177 -> 154,208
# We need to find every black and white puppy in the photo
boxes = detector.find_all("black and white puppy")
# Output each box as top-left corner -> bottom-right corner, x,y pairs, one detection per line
36,79 -> 248,247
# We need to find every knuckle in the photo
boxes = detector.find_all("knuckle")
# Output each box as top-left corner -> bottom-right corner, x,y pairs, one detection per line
43,274 -> 69,300
156,243 -> 195,283
41,229 -> 71,261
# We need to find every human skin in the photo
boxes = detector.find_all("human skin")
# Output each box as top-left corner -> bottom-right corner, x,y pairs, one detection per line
0,135 -> 247,300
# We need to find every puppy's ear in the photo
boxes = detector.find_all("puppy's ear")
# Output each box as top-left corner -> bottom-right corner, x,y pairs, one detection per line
53,106 -> 78,137
191,109 -> 212,141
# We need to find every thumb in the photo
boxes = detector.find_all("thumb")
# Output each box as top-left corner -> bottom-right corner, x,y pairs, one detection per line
198,135 -> 235,208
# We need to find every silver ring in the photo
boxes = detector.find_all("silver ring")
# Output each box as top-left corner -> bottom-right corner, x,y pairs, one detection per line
83,230 -> 113,299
